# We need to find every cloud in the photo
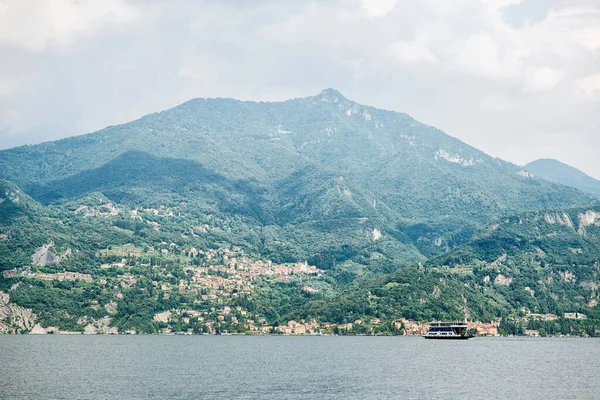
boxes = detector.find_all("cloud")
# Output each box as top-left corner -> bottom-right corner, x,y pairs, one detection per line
390,40 -> 438,65
0,0 -> 140,51
454,34 -> 509,78
0,0 -> 599,177
576,73 -> 600,100
524,67 -> 565,92
481,0 -> 522,9
360,0 -> 397,17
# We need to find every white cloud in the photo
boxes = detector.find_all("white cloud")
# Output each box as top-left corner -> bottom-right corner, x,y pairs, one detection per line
262,3 -> 365,45
480,0 -> 522,11
360,0 -> 397,17
390,41 -> 438,65
576,73 -> 600,100
454,34 -> 512,78
523,6 -> 600,60
524,67 -> 565,92
0,0 -> 140,51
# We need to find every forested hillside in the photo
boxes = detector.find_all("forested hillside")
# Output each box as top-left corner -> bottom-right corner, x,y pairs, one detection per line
1,89 -> 592,259
292,205 -> 600,336
1,90 -> 598,335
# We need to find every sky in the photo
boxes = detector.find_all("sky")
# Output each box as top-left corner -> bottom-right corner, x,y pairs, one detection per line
0,0 -> 599,178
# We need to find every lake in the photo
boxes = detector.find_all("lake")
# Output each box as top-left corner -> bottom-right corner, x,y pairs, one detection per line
1,336 -> 599,399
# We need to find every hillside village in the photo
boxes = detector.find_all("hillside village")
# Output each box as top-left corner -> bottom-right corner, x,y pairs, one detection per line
1,90 -> 600,338
1,197 -> 599,337
2,238 -> 590,336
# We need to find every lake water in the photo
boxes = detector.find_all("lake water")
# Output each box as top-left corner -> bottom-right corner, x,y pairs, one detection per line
1,336 -> 599,399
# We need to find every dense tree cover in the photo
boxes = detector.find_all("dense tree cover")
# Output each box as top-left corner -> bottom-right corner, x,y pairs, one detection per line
0,91 -> 599,335
0,90 -> 594,260
289,207 -> 600,335
525,159 -> 600,199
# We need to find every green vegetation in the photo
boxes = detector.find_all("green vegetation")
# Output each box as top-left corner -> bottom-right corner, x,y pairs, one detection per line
1,90 -> 593,263
525,159 -> 600,199
0,90 -> 599,336
291,206 -> 600,336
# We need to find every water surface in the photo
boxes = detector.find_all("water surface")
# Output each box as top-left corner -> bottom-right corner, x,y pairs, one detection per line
1,336 -> 598,399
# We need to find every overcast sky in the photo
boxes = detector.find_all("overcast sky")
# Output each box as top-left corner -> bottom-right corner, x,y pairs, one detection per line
0,0 -> 599,177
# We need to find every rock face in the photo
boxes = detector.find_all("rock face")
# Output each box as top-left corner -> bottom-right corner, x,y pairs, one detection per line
30,243 -> 71,266
29,324 -> 49,334
435,149 -> 476,167
83,316 -> 118,334
104,301 -> 118,315
578,211 -> 600,235
372,228 -> 382,241
32,243 -> 60,266
153,311 -> 171,323
560,271 -> 576,283
544,212 -> 573,227
0,291 -> 36,333
2,188 -> 20,203
494,274 -> 512,286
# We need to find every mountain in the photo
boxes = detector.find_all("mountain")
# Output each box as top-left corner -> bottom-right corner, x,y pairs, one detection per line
0,180 -> 41,222
525,159 -> 600,199
1,89 -> 593,260
1,89 -> 599,335
292,205 -> 600,335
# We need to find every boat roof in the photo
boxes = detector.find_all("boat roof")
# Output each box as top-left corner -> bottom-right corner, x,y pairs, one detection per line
429,321 -> 468,326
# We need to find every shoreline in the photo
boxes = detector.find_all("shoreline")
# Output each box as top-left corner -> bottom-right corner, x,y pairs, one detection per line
1,332 -> 597,338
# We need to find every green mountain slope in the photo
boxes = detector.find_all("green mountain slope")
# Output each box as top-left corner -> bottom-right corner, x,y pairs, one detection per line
0,179 -> 341,333
0,90 -> 593,260
1,90 -> 598,335
0,180 -> 42,222
525,159 -> 600,199
290,204 -> 600,335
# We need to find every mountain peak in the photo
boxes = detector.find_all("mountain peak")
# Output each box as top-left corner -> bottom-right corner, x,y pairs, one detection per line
314,88 -> 349,103
528,158 -> 566,166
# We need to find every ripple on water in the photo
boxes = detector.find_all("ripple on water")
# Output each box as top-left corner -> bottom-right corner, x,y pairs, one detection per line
1,336 -> 599,400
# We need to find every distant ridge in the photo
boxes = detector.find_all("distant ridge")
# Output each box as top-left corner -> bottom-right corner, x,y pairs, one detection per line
525,159 -> 600,199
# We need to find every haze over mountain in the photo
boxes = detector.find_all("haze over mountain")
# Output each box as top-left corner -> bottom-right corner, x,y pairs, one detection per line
1,90 -> 599,335
525,159 -> 600,199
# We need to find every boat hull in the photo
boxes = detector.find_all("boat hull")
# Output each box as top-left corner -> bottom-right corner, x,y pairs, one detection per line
424,336 -> 472,340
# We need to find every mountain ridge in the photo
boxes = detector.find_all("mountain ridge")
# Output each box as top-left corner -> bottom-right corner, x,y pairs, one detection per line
525,158 -> 600,199
1,90 -> 599,335
0,90 -> 595,263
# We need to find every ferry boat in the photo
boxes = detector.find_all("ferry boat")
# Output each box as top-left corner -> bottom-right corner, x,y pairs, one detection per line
424,321 -> 472,340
